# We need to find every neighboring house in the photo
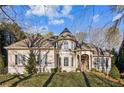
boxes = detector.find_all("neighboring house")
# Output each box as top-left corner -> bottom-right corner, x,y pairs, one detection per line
5,28 -> 112,74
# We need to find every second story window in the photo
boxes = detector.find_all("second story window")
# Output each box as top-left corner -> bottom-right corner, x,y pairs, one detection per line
71,41 -> 75,49
63,40 -> 68,49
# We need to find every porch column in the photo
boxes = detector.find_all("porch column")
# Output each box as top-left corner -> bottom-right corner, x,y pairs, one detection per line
88,54 -> 92,71
79,54 -> 82,70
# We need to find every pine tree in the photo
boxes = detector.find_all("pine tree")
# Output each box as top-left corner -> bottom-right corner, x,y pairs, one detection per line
25,51 -> 38,74
119,49 -> 124,64
110,53 -> 120,79
118,38 -> 124,72
111,48 -> 118,64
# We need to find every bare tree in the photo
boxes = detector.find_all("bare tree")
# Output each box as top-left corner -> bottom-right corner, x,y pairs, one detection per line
105,26 -> 122,50
0,6 -> 16,24
75,32 -> 87,45
90,27 -> 121,51
90,28 -> 106,49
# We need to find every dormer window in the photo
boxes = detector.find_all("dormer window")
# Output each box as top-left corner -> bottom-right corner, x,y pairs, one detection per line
63,40 -> 68,49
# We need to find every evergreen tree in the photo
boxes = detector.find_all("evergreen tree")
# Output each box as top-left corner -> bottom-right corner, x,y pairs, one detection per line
110,53 -> 120,79
118,38 -> 124,72
118,49 -> 124,72
25,51 -> 38,74
111,48 -> 118,64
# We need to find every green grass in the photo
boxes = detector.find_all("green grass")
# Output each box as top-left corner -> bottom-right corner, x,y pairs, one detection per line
0,73 -> 50,87
0,72 -> 124,87
84,72 -> 123,87
0,74 -> 19,86
48,72 -> 86,87
18,74 -> 50,87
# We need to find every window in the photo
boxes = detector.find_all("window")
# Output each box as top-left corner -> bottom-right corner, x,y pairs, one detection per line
106,58 -> 109,68
42,54 -> 47,65
97,58 -> 100,69
93,58 -> 97,68
64,57 -> 69,66
63,40 -> 68,49
15,55 -> 18,65
36,53 -> 43,65
71,57 -> 73,66
22,55 -> 26,64
15,54 -> 26,65
59,57 -> 61,66
71,42 -> 75,49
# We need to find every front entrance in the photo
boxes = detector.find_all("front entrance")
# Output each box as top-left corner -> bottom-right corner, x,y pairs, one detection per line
80,54 -> 89,71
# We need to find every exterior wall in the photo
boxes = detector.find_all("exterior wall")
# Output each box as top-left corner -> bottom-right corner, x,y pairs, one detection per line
59,51 -> 76,72
107,57 -> 111,74
81,51 -> 93,71
76,51 -> 93,71
92,56 -> 111,73
58,40 -> 77,72
7,39 -> 112,74
8,49 -> 55,74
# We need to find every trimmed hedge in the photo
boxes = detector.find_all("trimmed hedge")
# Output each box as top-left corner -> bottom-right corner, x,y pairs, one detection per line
51,68 -> 57,73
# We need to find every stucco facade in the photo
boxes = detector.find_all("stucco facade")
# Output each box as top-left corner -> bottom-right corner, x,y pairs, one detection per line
5,28 -> 112,74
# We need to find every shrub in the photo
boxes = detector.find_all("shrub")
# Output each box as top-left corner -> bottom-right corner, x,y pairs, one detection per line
57,67 -> 62,72
91,68 -> 98,72
63,70 -> 67,72
76,67 -> 81,72
0,55 -> 5,74
51,68 -> 57,73
110,65 -> 120,79
25,52 -> 38,74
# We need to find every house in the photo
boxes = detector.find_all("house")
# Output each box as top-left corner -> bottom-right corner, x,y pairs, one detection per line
5,28 -> 112,74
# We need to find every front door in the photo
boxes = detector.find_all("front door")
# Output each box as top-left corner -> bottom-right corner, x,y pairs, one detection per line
81,54 -> 89,71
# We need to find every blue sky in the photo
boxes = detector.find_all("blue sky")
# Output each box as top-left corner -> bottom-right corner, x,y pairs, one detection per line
3,5 -> 124,35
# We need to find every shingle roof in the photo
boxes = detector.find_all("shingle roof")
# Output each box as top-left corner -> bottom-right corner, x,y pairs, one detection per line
58,28 -> 76,41
5,36 -> 56,49
79,42 -> 111,56
4,28 -> 111,56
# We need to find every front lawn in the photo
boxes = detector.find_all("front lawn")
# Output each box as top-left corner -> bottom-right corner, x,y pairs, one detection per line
84,72 -> 123,87
48,72 -> 86,87
0,72 -> 124,87
0,73 -> 50,87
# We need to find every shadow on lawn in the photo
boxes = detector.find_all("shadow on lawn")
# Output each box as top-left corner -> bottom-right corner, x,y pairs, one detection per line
82,72 -> 91,87
10,74 -> 32,87
0,75 -> 18,85
42,72 -> 56,87
93,73 -> 124,87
